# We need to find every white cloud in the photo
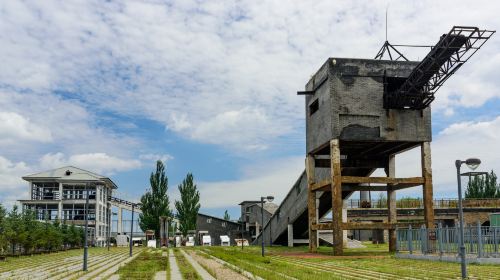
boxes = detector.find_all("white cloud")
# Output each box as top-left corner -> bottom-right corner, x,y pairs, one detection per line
0,112 -> 52,143
2,0 -> 497,152
39,152 -> 141,175
195,156 -> 304,208
139,153 -> 174,164
0,156 -> 32,209
395,117 -> 500,197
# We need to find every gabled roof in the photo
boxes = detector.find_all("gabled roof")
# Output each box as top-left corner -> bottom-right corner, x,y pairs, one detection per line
22,166 -> 118,189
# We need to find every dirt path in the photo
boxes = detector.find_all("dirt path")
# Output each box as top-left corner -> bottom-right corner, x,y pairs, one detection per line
187,250 -> 249,280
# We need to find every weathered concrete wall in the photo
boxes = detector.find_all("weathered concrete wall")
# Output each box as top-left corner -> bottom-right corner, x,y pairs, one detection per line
254,168 -> 331,246
305,58 -> 431,154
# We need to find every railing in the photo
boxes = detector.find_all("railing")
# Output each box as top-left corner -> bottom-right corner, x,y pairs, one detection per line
397,225 -> 500,258
346,198 -> 500,209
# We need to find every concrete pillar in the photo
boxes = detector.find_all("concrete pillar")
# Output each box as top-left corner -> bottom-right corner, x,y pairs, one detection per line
306,155 -> 318,252
255,222 -> 260,237
58,182 -> 63,220
117,207 -> 123,234
287,224 -> 294,247
387,154 -> 397,252
421,142 -> 435,229
330,139 -> 343,255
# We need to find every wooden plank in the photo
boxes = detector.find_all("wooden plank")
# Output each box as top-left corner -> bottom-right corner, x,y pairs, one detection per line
341,176 -> 424,185
311,179 -> 331,192
331,139 -> 343,255
311,223 -> 333,231
306,155 -> 318,253
421,142 -> 435,229
342,222 -> 395,230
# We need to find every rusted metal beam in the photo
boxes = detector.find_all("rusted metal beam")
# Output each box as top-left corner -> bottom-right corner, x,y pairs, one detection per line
310,179 -> 331,192
342,222 -> 396,230
311,223 -> 333,231
306,155 -> 318,253
331,139 -> 343,255
421,142 -> 435,229
341,176 -> 424,185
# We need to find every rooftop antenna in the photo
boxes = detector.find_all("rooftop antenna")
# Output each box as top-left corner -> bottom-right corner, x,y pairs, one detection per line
374,5 -> 409,61
385,5 -> 388,42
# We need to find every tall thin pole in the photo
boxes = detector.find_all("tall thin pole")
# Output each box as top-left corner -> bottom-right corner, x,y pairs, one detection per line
83,183 -> 89,271
129,204 -> 134,257
166,218 -> 170,248
456,160 -> 467,279
261,197 -> 265,257
107,207 -> 111,251
241,220 -> 244,250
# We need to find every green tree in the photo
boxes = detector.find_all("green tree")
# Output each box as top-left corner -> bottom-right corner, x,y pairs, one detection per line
0,204 -> 7,254
4,205 -> 25,254
465,170 -> 499,198
175,173 -> 200,236
20,209 -> 37,253
139,160 -> 172,239
223,210 -> 230,221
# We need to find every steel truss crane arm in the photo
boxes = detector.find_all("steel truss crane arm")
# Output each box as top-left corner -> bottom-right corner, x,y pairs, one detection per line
383,26 -> 495,110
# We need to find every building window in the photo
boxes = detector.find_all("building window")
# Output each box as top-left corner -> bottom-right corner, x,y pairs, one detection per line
309,99 -> 319,116
207,218 -> 212,224
222,222 -> 226,227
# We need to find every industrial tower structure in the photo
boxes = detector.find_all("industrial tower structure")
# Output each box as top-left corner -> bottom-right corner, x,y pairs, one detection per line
300,26 -> 494,255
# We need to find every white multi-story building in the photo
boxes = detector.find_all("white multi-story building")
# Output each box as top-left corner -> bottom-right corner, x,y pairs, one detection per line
19,166 -> 117,247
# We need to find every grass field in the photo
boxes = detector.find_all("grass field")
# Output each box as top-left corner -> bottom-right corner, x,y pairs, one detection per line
173,248 -> 201,280
117,249 -> 168,279
0,247 -> 142,280
199,244 -> 500,280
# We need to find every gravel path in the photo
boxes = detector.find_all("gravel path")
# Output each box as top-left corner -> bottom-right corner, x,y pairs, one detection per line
187,250 -> 249,280
168,249 -> 182,280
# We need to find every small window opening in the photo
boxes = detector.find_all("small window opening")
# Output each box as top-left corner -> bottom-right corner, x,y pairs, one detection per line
386,77 -> 407,94
309,99 -> 319,116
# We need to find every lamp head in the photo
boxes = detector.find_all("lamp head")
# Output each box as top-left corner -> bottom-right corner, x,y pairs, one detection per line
465,158 -> 481,170
266,196 -> 274,202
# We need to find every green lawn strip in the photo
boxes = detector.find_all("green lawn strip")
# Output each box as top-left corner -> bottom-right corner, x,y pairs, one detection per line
271,255 -> 395,280
201,247 -> 335,280
174,248 -> 201,280
116,249 -> 166,280
0,247 -> 122,277
66,249 -> 137,280
48,249 -> 128,276
204,245 -> 500,280
0,249 -> 86,272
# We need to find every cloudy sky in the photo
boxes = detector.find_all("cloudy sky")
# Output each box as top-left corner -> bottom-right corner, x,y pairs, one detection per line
0,0 -> 499,219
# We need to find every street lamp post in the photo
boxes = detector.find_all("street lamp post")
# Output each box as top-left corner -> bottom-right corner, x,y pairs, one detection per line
129,203 -> 135,257
260,195 -> 274,257
455,158 -> 482,279
83,182 -> 89,271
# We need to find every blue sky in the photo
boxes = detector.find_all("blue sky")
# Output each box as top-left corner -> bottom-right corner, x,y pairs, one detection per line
0,0 -> 499,220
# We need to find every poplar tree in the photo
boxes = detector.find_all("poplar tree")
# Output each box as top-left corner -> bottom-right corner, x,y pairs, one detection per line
224,210 -> 230,221
139,160 -> 172,239
175,173 -> 200,236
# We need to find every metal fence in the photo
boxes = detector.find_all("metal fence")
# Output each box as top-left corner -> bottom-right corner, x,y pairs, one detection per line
397,224 -> 500,258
